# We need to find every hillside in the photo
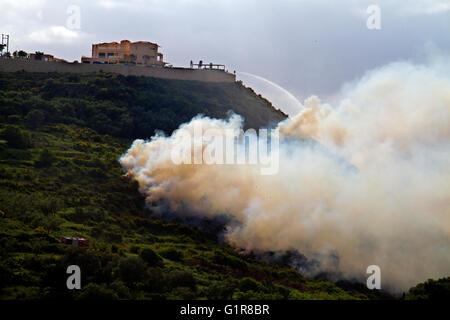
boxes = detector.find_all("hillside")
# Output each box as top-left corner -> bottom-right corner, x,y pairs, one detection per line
0,71 -> 391,300
0,71 -> 286,139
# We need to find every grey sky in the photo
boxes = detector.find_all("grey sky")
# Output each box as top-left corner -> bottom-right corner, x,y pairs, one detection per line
2,0 -> 449,107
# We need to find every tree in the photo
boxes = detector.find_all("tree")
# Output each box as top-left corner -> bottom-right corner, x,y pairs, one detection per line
0,125 -> 31,149
205,281 -> 237,299
167,270 -> 196,291
0,44 -> 5,54
109,280 -> 131,299
39,198 -> 61,216
139,248 -> 163,267
160,248 -> 183,261
239,277 -> 262,292
25,109 -> 45,129
35,149 -> 57,167
116,256 -> 147,287
34,51 -> 44,60
18,50 -> 28,58
77,283 -> 118,300
41,215 -> 62,236
406,277 -> 450,300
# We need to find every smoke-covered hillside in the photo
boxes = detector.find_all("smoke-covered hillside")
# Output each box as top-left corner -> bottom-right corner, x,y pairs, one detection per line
0,71 -> 379,300
120,59 -> 450,292
0,70 -> 447,300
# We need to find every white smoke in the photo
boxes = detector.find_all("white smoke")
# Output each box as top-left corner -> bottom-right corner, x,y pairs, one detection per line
120,59 -> 450,291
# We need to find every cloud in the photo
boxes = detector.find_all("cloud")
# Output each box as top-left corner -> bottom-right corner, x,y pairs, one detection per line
28,26 -> 80,44
0,0 -> 46,9
96,0 -> 171,11
408,1 -> 450,15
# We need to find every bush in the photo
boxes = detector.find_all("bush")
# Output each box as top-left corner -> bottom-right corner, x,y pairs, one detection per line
129,245 -> 140,254
139,248 -> 163,267
232,290 -> 283,300
0,125 -> 31,149
144,267 -> 166,292
239,277 -> 262,292
88,167 -> 107,179
213,251 -> 247,270
205,281 -> 237,300
116,256 -> 147,287
406,277 -> 450,300
160,248 -> 183,261
40,215 -> 63,235
7,115 -> 21,123
25,109 -> 45,129
167,270 -> 196,291
104,229 -> 122,243
57,247 -> 113,286
77,283 -> 118,300
171,286 -> 196,299
0,261 -> 16,286
35,149 -> 57,167
0,148 -> 31,160
109,280 -> 131,299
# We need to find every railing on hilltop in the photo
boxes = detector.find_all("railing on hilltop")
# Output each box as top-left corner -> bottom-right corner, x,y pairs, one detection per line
190,61 -> 226,71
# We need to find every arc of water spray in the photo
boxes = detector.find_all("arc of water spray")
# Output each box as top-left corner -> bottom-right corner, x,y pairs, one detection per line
237,71 -> 303,116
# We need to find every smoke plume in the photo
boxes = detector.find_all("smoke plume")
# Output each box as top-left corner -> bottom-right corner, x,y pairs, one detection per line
120,59 -> 450,291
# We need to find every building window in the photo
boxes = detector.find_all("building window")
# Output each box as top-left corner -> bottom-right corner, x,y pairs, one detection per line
99,53 -> 106,57
107,53 -> 115,57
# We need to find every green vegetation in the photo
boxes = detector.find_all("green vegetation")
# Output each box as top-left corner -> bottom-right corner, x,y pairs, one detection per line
406,277 -> 450,300
0,125 -> 31,149
0,71 -> 285,139
0,71 -> 437,300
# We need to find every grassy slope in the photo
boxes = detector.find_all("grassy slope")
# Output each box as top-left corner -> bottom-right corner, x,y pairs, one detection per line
0,71 -> 383,300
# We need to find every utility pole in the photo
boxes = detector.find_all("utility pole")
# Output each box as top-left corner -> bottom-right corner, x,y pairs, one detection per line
1,34 -> 10,55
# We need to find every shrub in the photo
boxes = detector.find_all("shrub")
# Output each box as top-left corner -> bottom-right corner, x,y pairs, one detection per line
35,149 -> 57,167
0,125 -> 31,149
239,277 -> 262,292
7,115 -> 21,123
77,283 -> 118,300
59,247 -> 104,284
129,244 -> 140,254
406,277 -> 450,300
160,248 -> 183,261
40,215 -> 63,236
167,270 -> 196,291
109,280 -> 131,299
213,251 -> 247,270
145,267 -> 166,292
205,281 -> 237,300
139,248 -> 163,267
171,286 -> 196,299
116,256 -> 147,287
88,167 -> 107,179
25,109 -> 45,129
233,290 -> 283,300
104,230 -> 122,243
0,261 -> 16,286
